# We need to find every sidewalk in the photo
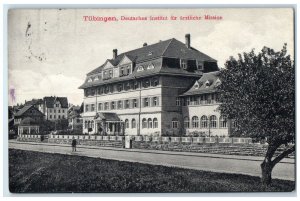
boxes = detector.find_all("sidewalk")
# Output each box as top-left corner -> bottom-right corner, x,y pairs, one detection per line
10,140 -> 294,164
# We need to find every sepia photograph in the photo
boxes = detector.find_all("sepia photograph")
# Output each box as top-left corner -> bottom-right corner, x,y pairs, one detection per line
7,7 -> 295,193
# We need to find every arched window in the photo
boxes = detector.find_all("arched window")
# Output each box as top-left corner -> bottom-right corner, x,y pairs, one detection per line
172,118 -> 179,129
125,119 -> 129,129
148,118 -> 153,128
201,116 -> 208,128
220,116 -> 227,128
142,118 -> 147,129
153,118 -> 158,128
210,115 -> 217,128
184,117 -> 190,129
192,116 -> 199,128
131,119 -> 136,128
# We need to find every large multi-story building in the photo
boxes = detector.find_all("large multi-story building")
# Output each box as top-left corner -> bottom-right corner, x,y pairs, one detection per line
79,34 -> 229,136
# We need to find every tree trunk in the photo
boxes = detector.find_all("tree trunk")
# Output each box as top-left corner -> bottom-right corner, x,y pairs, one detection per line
261,159 -> 274,188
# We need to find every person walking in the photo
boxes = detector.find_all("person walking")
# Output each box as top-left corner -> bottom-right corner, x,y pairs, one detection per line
72,136 -> 77,152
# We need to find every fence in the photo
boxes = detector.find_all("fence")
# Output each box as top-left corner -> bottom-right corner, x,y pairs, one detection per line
18,134 -> 252,145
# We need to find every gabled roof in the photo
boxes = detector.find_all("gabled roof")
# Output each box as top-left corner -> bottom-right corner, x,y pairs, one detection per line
44,96 -> 68,108
180,71 -> 220,96
14,105 -> 44,117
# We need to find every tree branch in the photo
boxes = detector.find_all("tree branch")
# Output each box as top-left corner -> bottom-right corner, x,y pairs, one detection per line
271,145 -> 295,166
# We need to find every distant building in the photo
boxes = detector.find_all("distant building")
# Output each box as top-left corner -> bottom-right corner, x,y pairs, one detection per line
14,105 -> 44,125
40,96 -> 69,121
78,34 -> 230,136
68,104 -> 83,130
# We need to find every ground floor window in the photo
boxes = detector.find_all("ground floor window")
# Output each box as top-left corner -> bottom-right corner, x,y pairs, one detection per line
148,118 -> 153,128
210,115 -> 217,128
201,115 -> 208,128
184,117 -> 190,129
132,119 -> 136,128
142,118 -> 147,128
220,116 -> 227,128
192,116 -> 199,128
172,118 -> 179,129
153,118 -> 158,128
125,119 -> 129,128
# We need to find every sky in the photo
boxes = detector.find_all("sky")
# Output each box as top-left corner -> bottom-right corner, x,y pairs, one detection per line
8,8 -> 294,106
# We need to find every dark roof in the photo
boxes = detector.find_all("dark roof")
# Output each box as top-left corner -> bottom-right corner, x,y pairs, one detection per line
15,105 -> 33,117
19,117 -> 38,126
180,71 -> 220,96
95,112 -> 121,122
44,96 -> 68,108
14,105 -> 45,117
80,37 -> 217,89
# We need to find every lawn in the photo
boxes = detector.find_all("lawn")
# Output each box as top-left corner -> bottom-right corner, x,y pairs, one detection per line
9,149 -> 295,193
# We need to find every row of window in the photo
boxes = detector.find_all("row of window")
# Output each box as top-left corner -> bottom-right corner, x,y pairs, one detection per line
85,97 -> 159,112
124,118 -> 159,129
83,118 -> 159,130
84,77 -> 159,97
49,109 -> 65,113
176,94 -> 219,106
49,115 -> 65,119
183,116 -> 227,129
180,59 -> 203,70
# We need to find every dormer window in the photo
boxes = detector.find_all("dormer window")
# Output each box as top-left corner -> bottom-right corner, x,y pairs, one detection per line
94,76 -> 99,81
180,59 -> 187,69
87,77 -> 93,82
137,66 -> 144,72
194,82 -> 199,89
215,78 -> 221,86
197,60 -> 204,70
148,51 -> 153,56
147,63 -> 155,70
205,80 -> 211,87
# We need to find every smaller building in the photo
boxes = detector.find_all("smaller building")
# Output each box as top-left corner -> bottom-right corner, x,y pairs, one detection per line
14,105 -> 45,125
18,117 -> 40,135
180,71 -> 230,137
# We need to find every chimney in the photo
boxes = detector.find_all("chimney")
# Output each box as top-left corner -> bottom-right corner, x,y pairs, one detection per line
185,33 -> 191,48
143,43 -> 147,47
113,49 -> 118,59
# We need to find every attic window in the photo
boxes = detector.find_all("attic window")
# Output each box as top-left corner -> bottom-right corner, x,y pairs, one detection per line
197,60 -> 204,70
137,66 -> 144,72
215,78 -> 221,86
180,59 -> 187,70
148,51 -> 153,56
87,78 -> 93,82
94,76 -> 99,81
194,82 -> 199,89
147,63 -> 155,70
205,80 -> 211,87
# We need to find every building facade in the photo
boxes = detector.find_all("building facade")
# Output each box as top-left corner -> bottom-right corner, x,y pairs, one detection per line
79,34 -> 229,136
40,96 -> 69,121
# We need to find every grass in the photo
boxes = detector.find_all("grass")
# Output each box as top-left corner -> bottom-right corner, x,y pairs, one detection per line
9,149 -> 295,193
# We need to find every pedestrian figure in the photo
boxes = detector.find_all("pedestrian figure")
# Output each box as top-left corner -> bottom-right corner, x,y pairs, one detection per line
72,137 -> 77,152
